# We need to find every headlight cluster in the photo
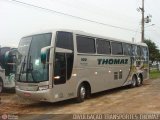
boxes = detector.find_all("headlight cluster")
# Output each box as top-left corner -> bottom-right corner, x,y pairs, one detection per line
38,85 -> 49,91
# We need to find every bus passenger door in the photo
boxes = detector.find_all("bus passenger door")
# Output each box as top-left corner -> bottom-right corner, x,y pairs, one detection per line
52,31 -> 74,100
53,50 -> 74,100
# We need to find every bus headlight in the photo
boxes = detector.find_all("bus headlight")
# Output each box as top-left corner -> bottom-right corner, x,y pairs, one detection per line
38,85 -> 49,91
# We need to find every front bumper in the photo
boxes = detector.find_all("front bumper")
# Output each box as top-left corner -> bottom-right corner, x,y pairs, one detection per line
16,88 -> 54,102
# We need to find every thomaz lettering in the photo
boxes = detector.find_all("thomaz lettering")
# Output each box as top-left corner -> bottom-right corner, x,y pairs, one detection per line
98,59 -> 128,65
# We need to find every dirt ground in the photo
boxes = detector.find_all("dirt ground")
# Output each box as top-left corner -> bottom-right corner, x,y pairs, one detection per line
0,79 -> 160,119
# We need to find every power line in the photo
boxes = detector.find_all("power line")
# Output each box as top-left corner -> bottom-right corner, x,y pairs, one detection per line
133,24 -> 141,42
7,0 -> 138,32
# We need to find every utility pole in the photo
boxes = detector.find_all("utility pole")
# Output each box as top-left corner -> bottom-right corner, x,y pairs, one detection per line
141,0 -> 145,43
138,0 -> 152,42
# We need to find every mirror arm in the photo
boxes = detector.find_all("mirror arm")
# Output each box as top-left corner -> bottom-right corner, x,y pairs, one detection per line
41,46 -> 53,64
41,46 -> 53,54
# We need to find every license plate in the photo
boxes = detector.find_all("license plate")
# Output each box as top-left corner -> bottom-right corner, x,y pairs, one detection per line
24,92 -> 31,97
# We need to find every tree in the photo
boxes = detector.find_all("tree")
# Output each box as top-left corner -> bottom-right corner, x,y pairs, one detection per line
144,39 -> 160,63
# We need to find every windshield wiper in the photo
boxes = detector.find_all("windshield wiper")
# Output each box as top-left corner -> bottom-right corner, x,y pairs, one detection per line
18,56 -> 26,82
27,56 -> 37,82
21,56 -> 26,73
28,56 -> 33,71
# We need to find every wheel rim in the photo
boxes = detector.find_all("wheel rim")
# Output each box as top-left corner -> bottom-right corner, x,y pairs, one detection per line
80,86 -> 86,99
0,81 -> 2,92
132,77 -> 136,86
137,77 -> 141,85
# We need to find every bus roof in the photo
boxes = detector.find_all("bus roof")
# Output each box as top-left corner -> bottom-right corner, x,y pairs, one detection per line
22,29 -> 147,47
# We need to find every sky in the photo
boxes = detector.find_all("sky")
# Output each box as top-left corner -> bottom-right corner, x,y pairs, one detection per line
0,0 -> 160,48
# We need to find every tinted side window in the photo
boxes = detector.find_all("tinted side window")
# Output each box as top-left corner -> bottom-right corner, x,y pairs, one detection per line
123,43 -> 132,55
56,32 -> 73,50
137,46 -> 141,56
76,36 -> 95,53
96,39 -> 111,54
54,53 -> 66,85
141,47 -> 148,56
111,42 -> 123,55
132,45 -> 137,56
141,47 -> 148,60
66,53 -> 73,80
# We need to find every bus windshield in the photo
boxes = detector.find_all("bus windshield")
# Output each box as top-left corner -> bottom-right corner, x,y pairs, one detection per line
17,33 -> 52,83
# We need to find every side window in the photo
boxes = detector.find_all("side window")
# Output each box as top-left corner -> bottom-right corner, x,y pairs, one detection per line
96,39 -> 111,54
76,36 -> 95,53
56,32 -> 73,50
111,42 -> 123,55
66,53 -> 74,80
146,47 -> 149,57
53,52 -> 74,85
132,45 -> 137,56
54,53 -> 66,85
141,47 -> 148,60
123,43 -> 132,55
137,46 -> 141,56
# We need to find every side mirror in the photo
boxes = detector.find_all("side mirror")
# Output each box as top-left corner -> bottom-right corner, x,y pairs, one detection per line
4,51 -> 10,64
41,46 -> 53,64
4,49 -> 18,65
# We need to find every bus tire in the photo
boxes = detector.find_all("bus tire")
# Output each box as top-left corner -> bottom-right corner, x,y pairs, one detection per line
0,78 -> 4,93
130,76 -> 137,88
76,83 -> 86,103
137,75 -> 143,87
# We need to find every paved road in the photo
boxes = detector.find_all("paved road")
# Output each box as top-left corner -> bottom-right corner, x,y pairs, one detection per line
0,79 -> 160,119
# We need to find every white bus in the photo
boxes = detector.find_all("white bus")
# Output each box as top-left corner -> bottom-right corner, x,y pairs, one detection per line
8,29 -> 149,102
0,47 -> 17,93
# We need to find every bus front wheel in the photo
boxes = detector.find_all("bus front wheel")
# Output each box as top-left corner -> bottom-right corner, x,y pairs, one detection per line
76,84 -> 86,103
0,79 -> 3,93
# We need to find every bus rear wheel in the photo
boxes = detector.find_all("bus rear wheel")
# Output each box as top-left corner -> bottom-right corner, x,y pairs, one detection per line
0,79 -> 3,93
76,84 -> 86,103
130,76 -> 137,88
137,75 -> 143,87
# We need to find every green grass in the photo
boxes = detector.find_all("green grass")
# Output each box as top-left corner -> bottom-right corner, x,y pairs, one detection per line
150,70 -> 160,79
